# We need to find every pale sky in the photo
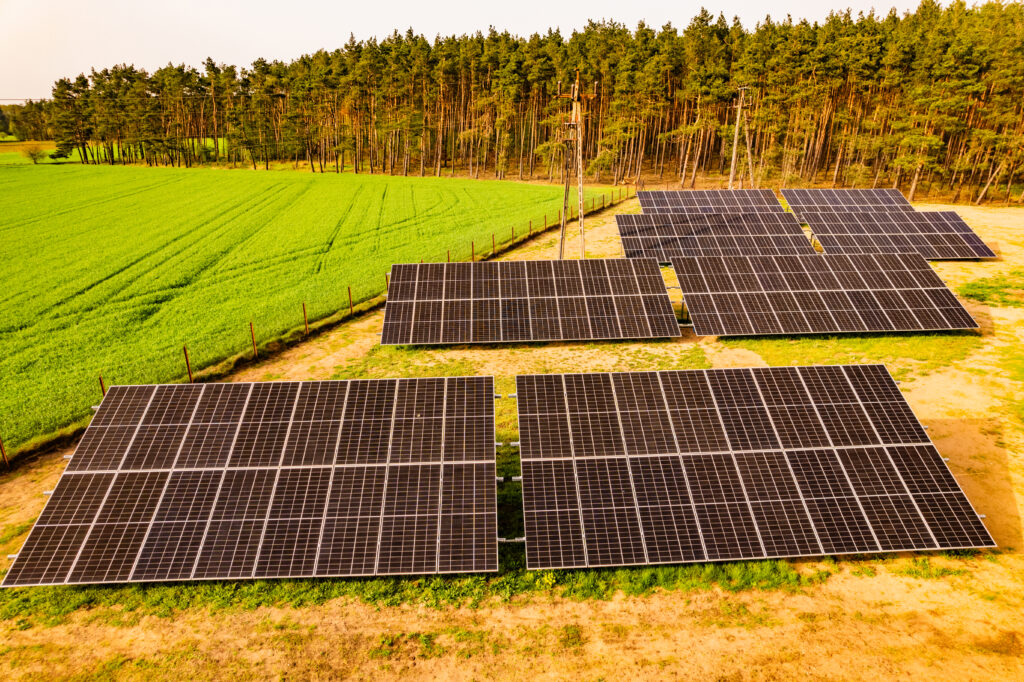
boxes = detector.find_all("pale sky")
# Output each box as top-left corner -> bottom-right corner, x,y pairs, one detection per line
1,0 -> 928,101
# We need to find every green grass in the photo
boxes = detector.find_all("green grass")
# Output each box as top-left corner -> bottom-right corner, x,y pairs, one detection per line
368,632 -> 446,660
0,164 -> 615,452
0,555 -> 831,628
556,624 -> 585,650
368,628 -> 499,660
0,521 -> 34,546
958,271 -> 1024,308
722,332 -> 982,380
892,557 -> 967,579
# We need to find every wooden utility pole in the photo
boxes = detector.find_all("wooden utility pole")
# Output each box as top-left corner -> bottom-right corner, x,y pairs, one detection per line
557,72 -> 595,260
558,141 -> 572,259
729,87 -> 748,190
743,108 -> 757,188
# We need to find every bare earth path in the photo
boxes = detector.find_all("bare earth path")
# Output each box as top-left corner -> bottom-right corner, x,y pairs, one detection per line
2,200 -> 1023,680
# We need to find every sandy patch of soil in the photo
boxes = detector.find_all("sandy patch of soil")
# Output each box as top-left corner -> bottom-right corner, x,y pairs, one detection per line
2,561 -> 1023,680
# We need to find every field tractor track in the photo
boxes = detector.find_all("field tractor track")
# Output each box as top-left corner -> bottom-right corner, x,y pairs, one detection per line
33,182 -> 293,321
315,183 -> 366,275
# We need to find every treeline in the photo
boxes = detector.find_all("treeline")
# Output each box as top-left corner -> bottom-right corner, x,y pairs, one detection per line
5,1 -> 1024,202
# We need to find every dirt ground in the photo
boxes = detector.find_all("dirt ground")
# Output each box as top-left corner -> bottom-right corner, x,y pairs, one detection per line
2,198 -> 1023,680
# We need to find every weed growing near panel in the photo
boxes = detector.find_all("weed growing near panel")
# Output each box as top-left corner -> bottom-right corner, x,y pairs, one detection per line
0,555 -> 832,628
892,557 -> 968,579
0,521 -> 34,547
958,271 -> 1024,308
722,332 -> 982,379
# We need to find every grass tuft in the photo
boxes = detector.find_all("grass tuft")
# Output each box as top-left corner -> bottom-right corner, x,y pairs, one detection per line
958,271 -> 1024,308
893,557 -> 967,579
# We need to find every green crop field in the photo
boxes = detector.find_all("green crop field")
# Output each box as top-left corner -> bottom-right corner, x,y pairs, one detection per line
0,163 -> 612,453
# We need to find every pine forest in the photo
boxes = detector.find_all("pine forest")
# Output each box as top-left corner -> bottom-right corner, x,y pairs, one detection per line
3,1 -> 1023,203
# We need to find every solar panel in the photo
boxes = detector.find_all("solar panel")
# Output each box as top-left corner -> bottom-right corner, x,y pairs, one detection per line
381,259 -> 680,344
517,366 -> 994,570
781,188 -> 914,217
638,190 -> 784,214
800,211 -> 996,260
671,253 -> 977,336
3,378 -> 498,587
616,212 -> 816,261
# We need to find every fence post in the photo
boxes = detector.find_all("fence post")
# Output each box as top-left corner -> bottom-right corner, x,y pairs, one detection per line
302,302 -> 309,335
250,321 -> 258,359
0,434 -> 7,468
183,344 -> 193,383
544,214 -> 547,229
348,286 -> 354,316
529,219 -> 532,235
99,374 -> 106,396
472,241 -> 475,262
492,233 -> 496,255
385,273 -> 390,290
447,249 -> 451,263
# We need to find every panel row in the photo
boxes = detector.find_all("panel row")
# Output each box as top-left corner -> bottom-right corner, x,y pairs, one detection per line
801,211 -> 996,260
4,462 -> 497,585
638,189 -> 784,213
516,366 -> 929,458
522,450 -> 993,569
682,287 -> 975,336
383,295 -> 680,344
616,212 -> 815,261
672,253 -> 946,294
70,378 -> 495,471
387,259 -> 669,302
671,254 -> 975,336
382,259 -> 680,344
781,188 -> 914,214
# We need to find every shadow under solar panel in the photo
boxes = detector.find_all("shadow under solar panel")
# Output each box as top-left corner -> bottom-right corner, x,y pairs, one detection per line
3,378 -> 498,587
516,366 -> 994,570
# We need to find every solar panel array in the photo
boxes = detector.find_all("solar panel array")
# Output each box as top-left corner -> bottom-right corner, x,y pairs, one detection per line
381,259 -> 680,345
616,212 -> 816,261
781,188 -> 914,216
671,253 -> 976,337
3,378 -> 498,587
517,366 -> 994,569
638,189 -> 784,213
800,211 -> 996,260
